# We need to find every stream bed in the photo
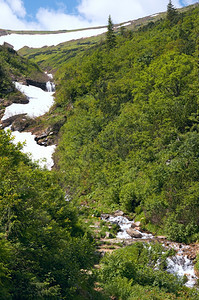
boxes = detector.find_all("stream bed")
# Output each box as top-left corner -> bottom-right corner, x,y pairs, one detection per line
102,214 -> 198,288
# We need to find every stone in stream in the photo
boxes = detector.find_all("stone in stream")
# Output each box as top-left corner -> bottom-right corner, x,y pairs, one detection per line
126,228 -> 142,238
131,221 -> 141,228
114,210 -> 125,217
157,236 -> 167,240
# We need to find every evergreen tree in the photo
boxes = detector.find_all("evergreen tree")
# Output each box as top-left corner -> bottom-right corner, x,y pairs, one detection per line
106,15 -> 116,50
167,0 -> 178,25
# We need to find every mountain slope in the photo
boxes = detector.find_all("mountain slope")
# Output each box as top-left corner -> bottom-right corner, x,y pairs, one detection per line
48,4 -> 199,243
0,44 -> 47,119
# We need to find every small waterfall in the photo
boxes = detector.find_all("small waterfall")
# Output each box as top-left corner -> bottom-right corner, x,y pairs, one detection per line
46,81 -> 55,92
102,214 -> 198,288
102,215 -> 153,239
166,244 -> 198,288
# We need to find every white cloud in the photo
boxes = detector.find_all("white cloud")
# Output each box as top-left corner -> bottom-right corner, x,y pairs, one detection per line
0,0 -> 197,31
36,8 -> 93,31
77,0 -> 182,24
6,0 -> 26,17
181,0 -> 198,4
0,0 -> 39,30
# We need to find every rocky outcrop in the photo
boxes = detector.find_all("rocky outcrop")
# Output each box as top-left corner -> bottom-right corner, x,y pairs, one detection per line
32,117 -> 67,146
34,132 -> 49,147
1,114 -> 35,131
26,79 -> 47,91
0,30 -> 8,37
11,115 -> 35,132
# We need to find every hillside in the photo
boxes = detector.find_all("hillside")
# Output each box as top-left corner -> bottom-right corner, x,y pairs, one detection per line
0,44 -> 48,119
1,2 -> 199,299
45,3 -> 199,243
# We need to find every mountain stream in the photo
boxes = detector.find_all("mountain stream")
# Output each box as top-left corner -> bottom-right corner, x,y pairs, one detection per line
102,214 -> 198,288
1,77 -> 198,288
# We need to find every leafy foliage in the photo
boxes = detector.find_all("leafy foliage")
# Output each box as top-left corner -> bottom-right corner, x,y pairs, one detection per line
51,5 -> 199,242
0,44 -> 44,99
0,130 -> 96,299
97,243 -> 199,299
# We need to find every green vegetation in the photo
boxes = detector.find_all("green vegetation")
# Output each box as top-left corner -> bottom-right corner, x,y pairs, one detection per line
167,0 -> 179,25
0,44 -> 44,99
1,2 -> 199,299
96,243 -> 199,299
0,130 -> 97,299
106,15 -> 116,50
49,4 -> 199,243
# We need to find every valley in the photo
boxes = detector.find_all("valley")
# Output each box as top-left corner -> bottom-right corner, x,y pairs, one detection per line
0,2 -> 199,299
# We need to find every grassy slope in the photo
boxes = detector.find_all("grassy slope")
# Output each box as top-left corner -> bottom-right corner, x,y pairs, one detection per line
17,10 -> 166,71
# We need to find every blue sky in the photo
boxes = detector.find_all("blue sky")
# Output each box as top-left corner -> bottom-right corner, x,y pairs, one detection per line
25,0 -> 79,18
0,0 -> 198,30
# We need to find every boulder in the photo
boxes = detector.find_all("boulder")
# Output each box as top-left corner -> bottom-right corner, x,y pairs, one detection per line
114,210 -> 125,217
134,221 -> 141,227
157,236 -> 167,240
131,221 -> 141,228
1,114 -> 26,129
11,115 -> 34,132
134,226 -> 141,231
126,228 -> 142,238
34,133 -> 48,142
101,214 -> 111,220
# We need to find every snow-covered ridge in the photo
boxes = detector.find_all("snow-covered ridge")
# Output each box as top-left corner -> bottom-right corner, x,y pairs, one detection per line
0,27 -> 107,50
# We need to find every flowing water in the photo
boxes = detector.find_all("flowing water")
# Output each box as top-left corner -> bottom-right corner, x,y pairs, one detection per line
102,214 -> 198,288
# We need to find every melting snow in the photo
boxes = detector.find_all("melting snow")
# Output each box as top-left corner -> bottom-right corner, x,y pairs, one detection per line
10,130 -> 56,170
166,244 -> 198,288
1,81 -> 56,169
2,82 -> 54,120
116,22 -> 132,28
0,28 -> 107,50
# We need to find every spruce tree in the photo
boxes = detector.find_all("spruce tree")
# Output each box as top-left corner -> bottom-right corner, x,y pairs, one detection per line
106,15 -> 116,50
167,0 -> 178,25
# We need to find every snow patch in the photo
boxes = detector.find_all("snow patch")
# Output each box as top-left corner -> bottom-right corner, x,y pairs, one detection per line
1,80 -> 56,170
2,82 -> 54,120
0,28 -> 107,50
10,130 -> 55,170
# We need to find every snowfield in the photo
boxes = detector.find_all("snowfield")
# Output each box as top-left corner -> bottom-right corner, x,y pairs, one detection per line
2,82 -> 55,120
10,130 -> 56,170
0,27 -> 107,50
2,82 -> 56,170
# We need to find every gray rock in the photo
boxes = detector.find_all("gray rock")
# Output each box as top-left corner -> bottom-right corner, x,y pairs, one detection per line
131,221 -> 141,228
126,228 -> 142,238
134,221 -> 141,227
101,214 -> 111,220
114,210 -> 125,217
157,236 -> 167,240
26,79 -> 47,91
